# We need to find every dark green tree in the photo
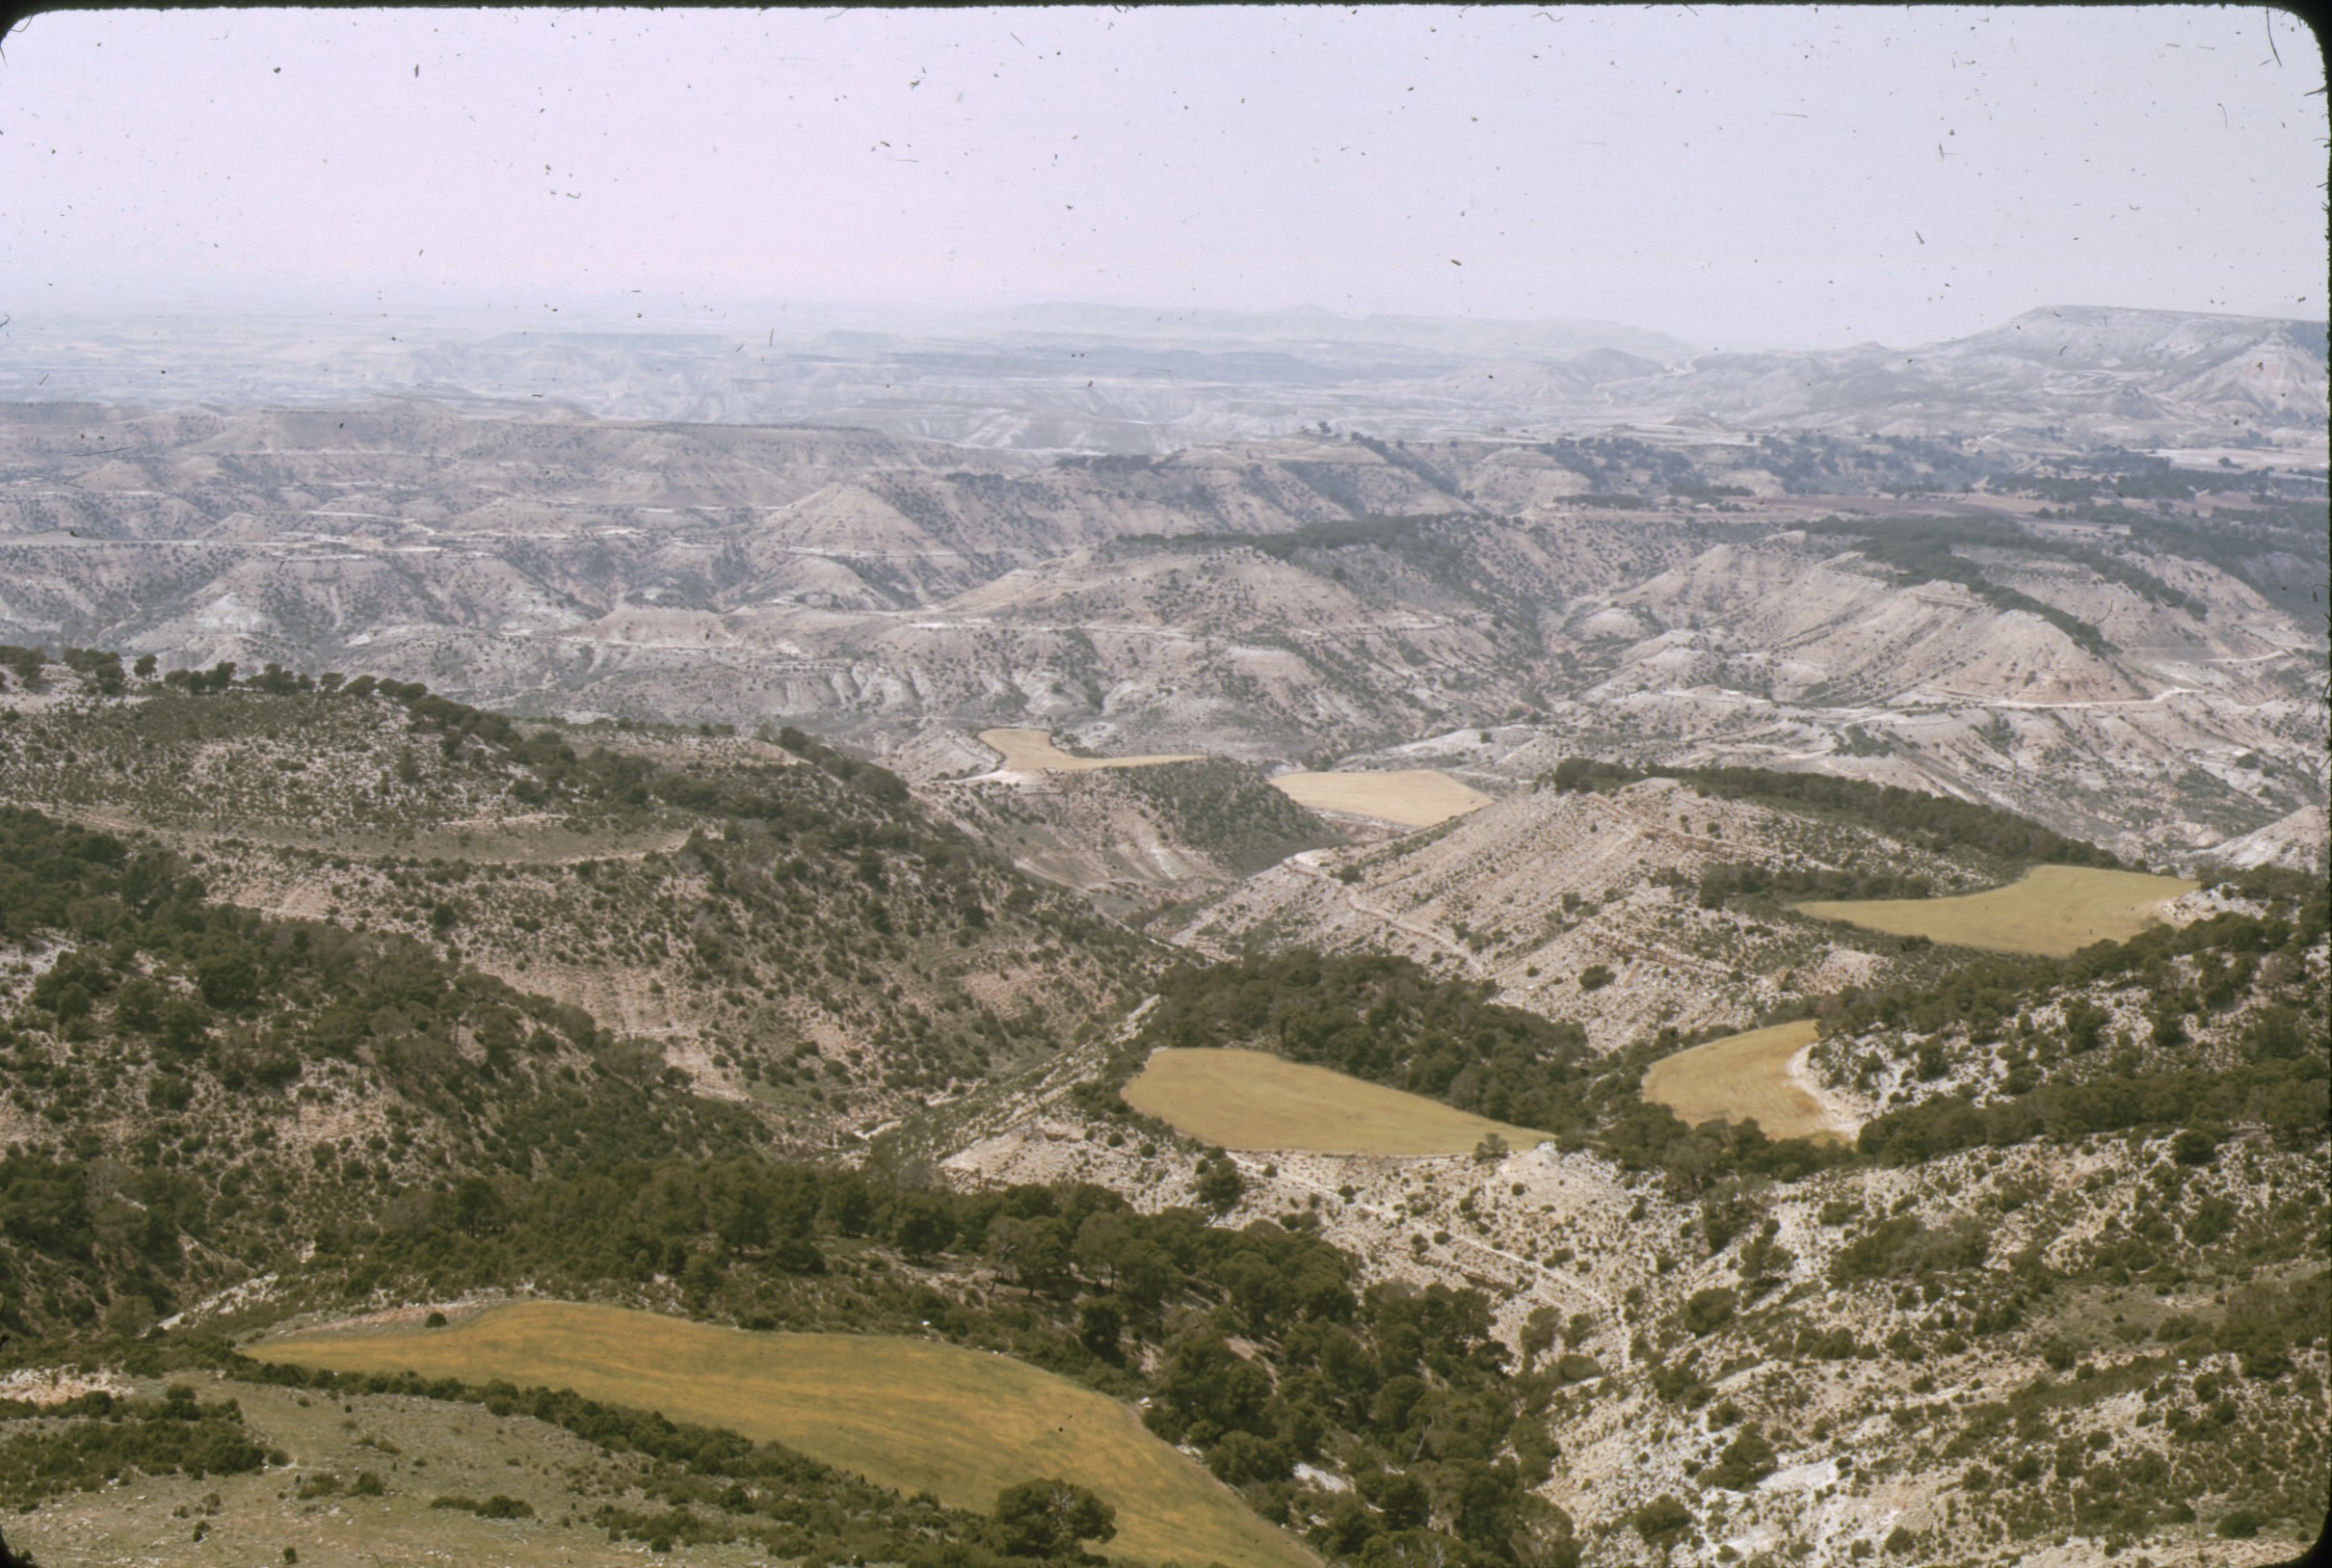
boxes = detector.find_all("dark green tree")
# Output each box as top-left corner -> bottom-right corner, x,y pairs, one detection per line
1193,1152 -> 1245,1215
989,1478 -> 1117,1559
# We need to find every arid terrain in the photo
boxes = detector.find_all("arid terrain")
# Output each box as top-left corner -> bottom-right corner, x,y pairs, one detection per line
0,298 -> 2321,1568
1,326 -> 2321,867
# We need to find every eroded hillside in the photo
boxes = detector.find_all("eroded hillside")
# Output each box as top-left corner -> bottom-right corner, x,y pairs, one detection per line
1,406 -> 2321,861
0,668 -> 1158,1149
1171,763 -> 2147,1051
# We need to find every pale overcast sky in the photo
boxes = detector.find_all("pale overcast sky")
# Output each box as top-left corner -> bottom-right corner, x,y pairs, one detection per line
0,5 -> 2323,348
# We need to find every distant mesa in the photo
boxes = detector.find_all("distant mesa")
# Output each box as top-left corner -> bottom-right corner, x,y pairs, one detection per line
1,300 -> 2314,450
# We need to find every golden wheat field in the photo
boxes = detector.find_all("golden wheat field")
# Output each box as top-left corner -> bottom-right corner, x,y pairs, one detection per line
1264,770 -> 1490,828
1638,1019 -> 1849,1142
1122,1048 -> 1546,1156
258,1301 -> 1311,1568
978,727 -> 1205,772
1794,864 -> 2198,958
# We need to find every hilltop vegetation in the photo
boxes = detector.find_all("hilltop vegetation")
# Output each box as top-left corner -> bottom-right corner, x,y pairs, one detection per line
0,659 -> 1175,1348
1794,516 -> 2180,654
1112,758 -> 1338,877
1104,952 -> 1600,1134
0,665 -> 1160,1138
930,754 -> 1338,922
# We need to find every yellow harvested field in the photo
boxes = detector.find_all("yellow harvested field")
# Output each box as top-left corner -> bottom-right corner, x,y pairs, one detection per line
1795,864 -> 2199,958
258,1301 -> 1311,1568
1266,770 -> 1490,827
1640,1020 -> 1846,1142
978,727 -> 1203,772
1123,1048 -> 1546,1156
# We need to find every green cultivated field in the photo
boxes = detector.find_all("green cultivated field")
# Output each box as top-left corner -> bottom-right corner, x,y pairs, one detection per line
1639,1020 -> 1845,1141
1123,1047 -> 1546,1156
1795,864 -> 2197,957
259,1301 -> 1312,1568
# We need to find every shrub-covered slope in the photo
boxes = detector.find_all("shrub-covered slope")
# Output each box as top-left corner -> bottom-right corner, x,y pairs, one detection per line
0,666 -> 1161,1139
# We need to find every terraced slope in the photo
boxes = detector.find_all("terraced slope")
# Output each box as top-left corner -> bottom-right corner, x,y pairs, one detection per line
1175,775 -> 1979,1050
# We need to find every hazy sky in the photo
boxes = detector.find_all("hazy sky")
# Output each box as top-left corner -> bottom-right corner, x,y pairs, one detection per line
1,5 -> 2323,348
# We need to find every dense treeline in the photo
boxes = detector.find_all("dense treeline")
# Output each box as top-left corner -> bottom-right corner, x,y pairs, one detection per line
0,1386 -> 273,1505
0,646 -> 128,696
1115,759 -> 1335,876
1591,1097 -> 1852,1189
1858,1054 -> 2326,1164
1092,950 -> 1847,1191
1548,760 -> 2135,905
1825,510 -> 2208,617
2116,499 -> 2329,577
1,1102 -> 1576,1565
1099,868 -> 2320,1197
1692,860 -> 1944,908
1546,757 -> 2125,882
1676,763 -> 2124,869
